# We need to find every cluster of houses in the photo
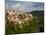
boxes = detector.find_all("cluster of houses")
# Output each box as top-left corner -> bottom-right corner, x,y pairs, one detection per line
6,9 -> 33,26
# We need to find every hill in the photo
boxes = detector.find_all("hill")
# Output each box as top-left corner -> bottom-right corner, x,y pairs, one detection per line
31,10 -> 44,16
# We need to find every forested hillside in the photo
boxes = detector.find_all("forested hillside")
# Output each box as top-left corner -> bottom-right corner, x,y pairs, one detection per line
5,9 -> 44,35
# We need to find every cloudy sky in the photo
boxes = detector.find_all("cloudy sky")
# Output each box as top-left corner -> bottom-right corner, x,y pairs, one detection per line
5,0 -> 44,12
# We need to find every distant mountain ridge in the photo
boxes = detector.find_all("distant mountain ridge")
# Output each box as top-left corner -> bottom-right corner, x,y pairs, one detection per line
31,10 -> 44,16
25,10 -> 44,16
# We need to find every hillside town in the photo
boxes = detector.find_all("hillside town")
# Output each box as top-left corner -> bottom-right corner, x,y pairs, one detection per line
5,9 -> 44,34
6,9 -> 33,26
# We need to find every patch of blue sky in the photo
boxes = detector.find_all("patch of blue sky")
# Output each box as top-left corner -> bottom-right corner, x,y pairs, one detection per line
5,0 -> 44,12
